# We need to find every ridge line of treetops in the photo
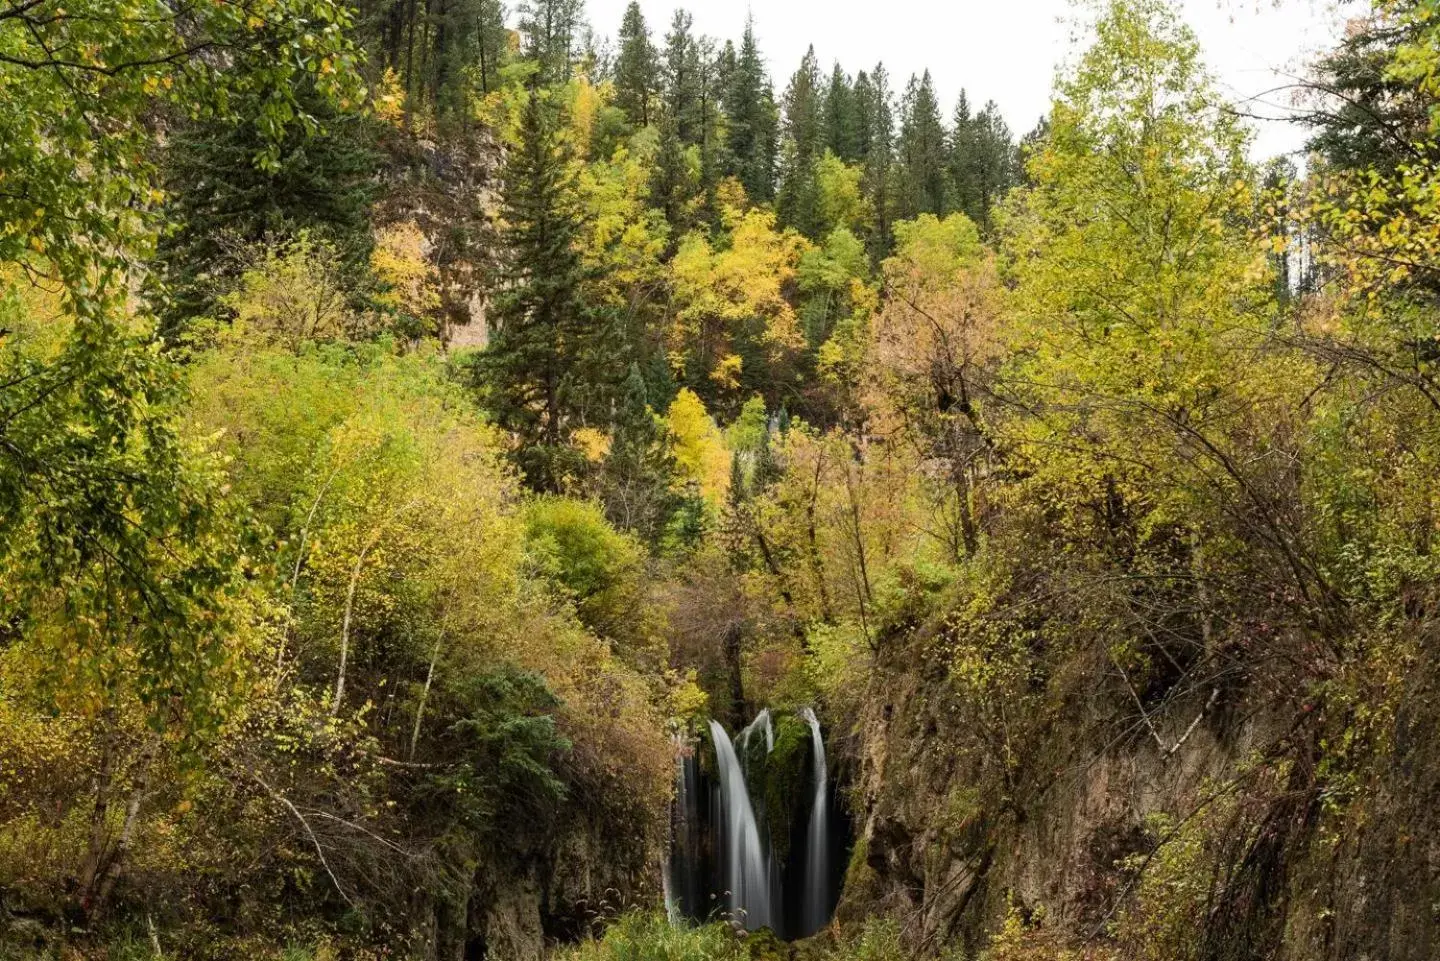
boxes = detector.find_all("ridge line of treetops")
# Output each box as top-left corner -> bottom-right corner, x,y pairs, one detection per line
329,0 -> 1030,501
376,0 -> 1023,239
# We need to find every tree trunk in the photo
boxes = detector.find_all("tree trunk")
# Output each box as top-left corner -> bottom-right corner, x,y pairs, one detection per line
80,733 -> 160,921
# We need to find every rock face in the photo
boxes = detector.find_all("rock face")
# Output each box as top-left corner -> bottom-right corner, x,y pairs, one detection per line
833,621 -> 1440,960
373,126 -> 504,348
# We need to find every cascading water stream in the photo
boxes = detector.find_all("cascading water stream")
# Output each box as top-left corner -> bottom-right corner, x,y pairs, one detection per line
670,709 -> 840,937
740,707 -> 774,758
709,719 -> 776,931
799,707 -> 830,936
667,738 -> 704,922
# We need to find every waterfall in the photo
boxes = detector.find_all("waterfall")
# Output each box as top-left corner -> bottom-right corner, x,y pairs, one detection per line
668,738 -> 703,922
670,709 -> 840,938
740,707 -> 774,758
709,719 -> 775,931
799,707 -> 830,935
665,737 -> 682,923
662,859 -> 678,924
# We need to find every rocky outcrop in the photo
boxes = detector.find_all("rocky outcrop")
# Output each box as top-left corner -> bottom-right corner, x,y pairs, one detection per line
834,618 -> 1440,960
373,125 -> 503,347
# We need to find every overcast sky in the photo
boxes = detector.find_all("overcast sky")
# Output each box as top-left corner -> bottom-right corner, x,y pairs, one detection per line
583,0 -> 1348,159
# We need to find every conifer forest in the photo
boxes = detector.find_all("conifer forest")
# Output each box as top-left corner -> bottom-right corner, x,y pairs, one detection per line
4,0 -> 1440,957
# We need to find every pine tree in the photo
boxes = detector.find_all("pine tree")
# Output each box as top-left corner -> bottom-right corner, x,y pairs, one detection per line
434,0 -> 509,115
860,62 -> 897,259
823,62 -> 860,162
370,0 -> 508,112
853,69 -> 876,161
156,81 -> 377,336
948,90 -> 980,221
692,37 -> 728,220
474,0 -> 508,95
715,38 -> 737,102
475,87 -> 601,492
752,427 -> 783,492
727,449 -> 748,508
663,9 -> 702,145
969,101 -> 1017,231
896,70 -> 949,219
777,45 -> 824,236
519,0 -> 585,84
597,364 -> 684,542
722,16 -> 779,203
651,114 -> 695,235
613,1 -> 658,126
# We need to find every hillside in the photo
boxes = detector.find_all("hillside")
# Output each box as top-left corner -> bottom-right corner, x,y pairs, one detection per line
3,0 -> 1440,959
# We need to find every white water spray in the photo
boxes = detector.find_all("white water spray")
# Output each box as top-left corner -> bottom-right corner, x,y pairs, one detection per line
740,707 -> 775,757
800,707 -> 830,935
709,718 -> 776,930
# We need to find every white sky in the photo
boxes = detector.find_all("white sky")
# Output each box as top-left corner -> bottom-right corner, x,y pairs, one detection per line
583,0 -> 1349,159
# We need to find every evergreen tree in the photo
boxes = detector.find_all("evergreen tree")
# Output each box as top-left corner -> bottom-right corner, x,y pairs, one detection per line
823,63 -> 861,161
948,90 -> 979,220
475,87 -> 602,492
474,0 -> 509,95
896,70 -> 949,219
777,45 -> 825,236
752,426 -> 783,492
367,0 -> 507,108
694,36 -> 728,214
434,0 -> 507,114
663,9 -> 703,145
715,38 -> 737,102
651,115 -> 696,235
968,101 -> 1018,231
597,364 -> 684,542
1303,11 -> 1433,175
519,0 -> 585,83
727,449 -> 748,508
613,1 -> 659,126
853,69 -> 876,161
860,62 -> 897,258
156,82 -> 377,336
722,16 -> 779,203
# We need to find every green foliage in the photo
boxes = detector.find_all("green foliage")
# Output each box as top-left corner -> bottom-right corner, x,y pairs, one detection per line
1000,0 -> 1282,548
799,226 -> 872,350
558,912 -> 745,961
896,71 -> 949,220
595,365 -> 689,545
519,0 -> 586,85
426,667 -> 571,850
722,19 -> 780,204
813,157 -> 874,238
474,86 -> 609,492
525,497 -> 651,644
614,2 -> 660,127
856,65 -> 899,260
948,93 -> 1019,233
828,918 -> 906,961
156,83 -> 377,332
824,64 -> 864,163
0,301 -> 257,744
778,47 -> 827,237
726,396 -> 771,454
214,234 -> 378,347
0,0 -> 360,311
755,711 -> 812,863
